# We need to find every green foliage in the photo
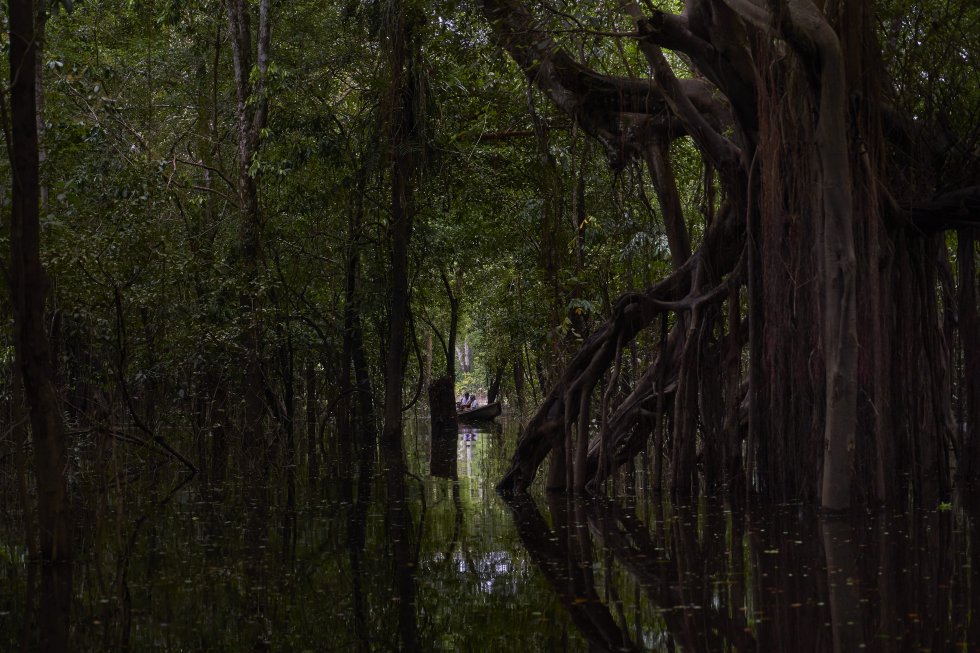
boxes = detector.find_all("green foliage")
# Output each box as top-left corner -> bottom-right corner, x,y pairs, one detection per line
15,0 -> 975,443
0,0 -> 726,428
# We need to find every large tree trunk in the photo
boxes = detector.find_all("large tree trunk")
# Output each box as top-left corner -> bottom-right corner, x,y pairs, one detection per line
749,7 -> 837,505
958,228 -> 979,481
485,0 -> 975,506
7,0 -> 71,563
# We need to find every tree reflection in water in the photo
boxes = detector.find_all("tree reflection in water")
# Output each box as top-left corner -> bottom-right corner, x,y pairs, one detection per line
506,491 -> 980,652
3,419 -> 980,650
508,494 -> 639,651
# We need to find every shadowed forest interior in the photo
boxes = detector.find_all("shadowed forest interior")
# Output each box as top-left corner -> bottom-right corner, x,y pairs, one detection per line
1,0 -> 979,649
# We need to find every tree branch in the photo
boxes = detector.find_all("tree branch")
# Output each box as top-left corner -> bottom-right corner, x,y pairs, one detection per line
911,186 -> 980,233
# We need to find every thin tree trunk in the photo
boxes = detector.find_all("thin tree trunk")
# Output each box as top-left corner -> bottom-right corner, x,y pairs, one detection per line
305,357 -> 319,490
349,172 -> 377,458
282,326 -> 296,510
11,374 -> 38,559
7,0 -> 71,563
487,366 -> 504,404
209,376 -> 229,485
441,268 -> 459,382
424,332 -> 433,388
514,354 -> 526,413
340,167 -> 376,472
226,0 -> 271,463
380,13 -> 419,638
34,0 -> 46,212
382,153 -> 412,465
644,140 -> 691,271
671,316 -> 699,498
190,17 -> 225,491
381,0 -> 417,471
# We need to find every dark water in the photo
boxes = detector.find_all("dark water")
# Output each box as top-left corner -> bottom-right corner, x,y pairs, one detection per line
3,415 -> 980,651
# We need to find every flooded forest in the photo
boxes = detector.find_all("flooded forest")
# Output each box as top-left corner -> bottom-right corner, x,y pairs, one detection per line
2,0 -> 979,650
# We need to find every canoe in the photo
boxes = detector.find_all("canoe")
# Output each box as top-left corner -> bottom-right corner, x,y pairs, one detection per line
458,401 -> 502,423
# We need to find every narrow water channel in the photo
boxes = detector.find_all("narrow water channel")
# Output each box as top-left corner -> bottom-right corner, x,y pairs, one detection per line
2,415 -> 979,651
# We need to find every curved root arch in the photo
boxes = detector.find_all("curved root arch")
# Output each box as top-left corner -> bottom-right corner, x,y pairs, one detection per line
498,208 -> 745,495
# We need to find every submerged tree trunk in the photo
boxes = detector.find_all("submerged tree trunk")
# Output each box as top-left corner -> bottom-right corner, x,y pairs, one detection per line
381,0 -> 422,470
7,0 -> 71,563
428,375 -> 458,478
810,0 -> 859,512
428,270 -> 461,478
380,6 -> 421,648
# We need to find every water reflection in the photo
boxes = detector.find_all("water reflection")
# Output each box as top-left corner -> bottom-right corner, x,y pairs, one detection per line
507,492 -> 980,652
38,561 -> 71,653
460,425 -> 478,483
430,422 -> 457,480
821,518 -> 860,653
3,418 -> 980,650
507,495 -> 639,651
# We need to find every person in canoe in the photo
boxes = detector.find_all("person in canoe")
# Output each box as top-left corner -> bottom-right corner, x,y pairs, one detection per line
457,392 -> 474,411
